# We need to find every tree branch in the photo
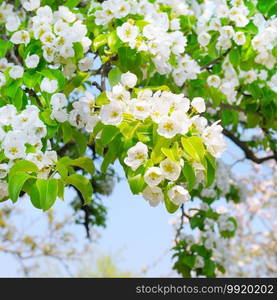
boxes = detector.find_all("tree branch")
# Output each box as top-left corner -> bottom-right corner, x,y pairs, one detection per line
175,204 -> 188,244
75,189 -> 91,240
223,128 -> 277,164
91,81 -> 103,92
200,49 -> 231,71
100,63 -> 112,91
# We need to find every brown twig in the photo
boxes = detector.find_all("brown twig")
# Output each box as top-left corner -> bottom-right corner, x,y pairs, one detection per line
200,49 -> 231,71
223,128 -> 277,164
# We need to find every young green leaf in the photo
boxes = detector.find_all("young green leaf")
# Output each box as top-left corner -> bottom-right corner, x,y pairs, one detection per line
9,160 -> 39,178
8,173 -> 33,203
36,178 -> 58,211
65,174 -> 93,204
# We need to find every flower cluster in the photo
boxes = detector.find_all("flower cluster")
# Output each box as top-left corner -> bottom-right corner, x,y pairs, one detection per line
0,104 -> 57,194
58,71 -> 226,208
200,161 -> 235,199
181,214 -> 233,272
0,57 -> 25,87
92,0 -> 201,85
196,0 -> 277,104
251,16 -> 277,69
1,3 -> 92,82
172,205 -> 236,276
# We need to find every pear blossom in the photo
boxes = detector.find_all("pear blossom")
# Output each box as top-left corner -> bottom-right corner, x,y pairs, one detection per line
144,167 -> 164,187
99,102 -> 124,126
25,54 -> 40,68
117,22 -> 139,44
10,30 -> 30,45
207,75 -> 221,88
40,78 -> 58,93
198,32 -> 211,46
50,93 -> 67,110
160,158 -> 181,181
168,185 -> 190,206
124,142 -> 148,171
157,117 -> 181,139
121,72 -> 137,89
142,186 -> 164,207
234,32 -> 246,45
0,164 -> 9,179
191,97 -> 206,113
0,72 -> 6,87
9,66 -> 24,79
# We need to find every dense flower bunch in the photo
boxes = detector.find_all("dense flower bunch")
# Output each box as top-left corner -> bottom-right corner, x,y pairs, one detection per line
0,104 -> 56,200
91,0 -> 200,84
1,2 -> 92,81
226,161 -> 277,277
174,208 -> 236,277
0,105 -> 50,162
194,0 -> 277,105
170,160 -> 241,277
52,71 -> 226,208
91,0 -> 277,100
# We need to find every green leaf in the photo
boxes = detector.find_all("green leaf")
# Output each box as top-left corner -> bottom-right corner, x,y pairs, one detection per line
203,260 -> 216,277
182,163 -> 196,191
108,68 -> 122,87
65,157 -> 95,175
100,125 -> 120,145
8,173 -> 33,203
208,86 -> 225,107
229,47 -> 240,67
23,70 -> 41,89
0,39 -> 13,58
57,179 -> 65,200
9,160 -> 39,178
93,34 -> 108,51
64,72 -> 90,96
29,184 -> 41,209
191,245 -> 212,259
64,0 -> 81,9
108,31 -> 122,52
61,121 -> 73,143
247,112 -> 261,127
151,136 -> 171,164
56,161 -> 69,179
5,80 -> 22,98
73,42 -> 84,60
40,69 -> 66,90
119,120 -> 140,140
161,147 -> 179,163
40,109 -> 57,126
100,146 -> 117,173
118,47 -> 142,74
96,91 -> 109,106
182,255 -> 196,269
181,136 -> 205,162
190,213 -> 205,229
221,217 -> 237,238
13,89 -> 23,110
72,128 -> 87,156
65,174 -> 93,204
36,178 -> 58,210
257,0 -> 275,14
164,191 -> 179,214
128,174 -> 146,194
205,156 -> 216,187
